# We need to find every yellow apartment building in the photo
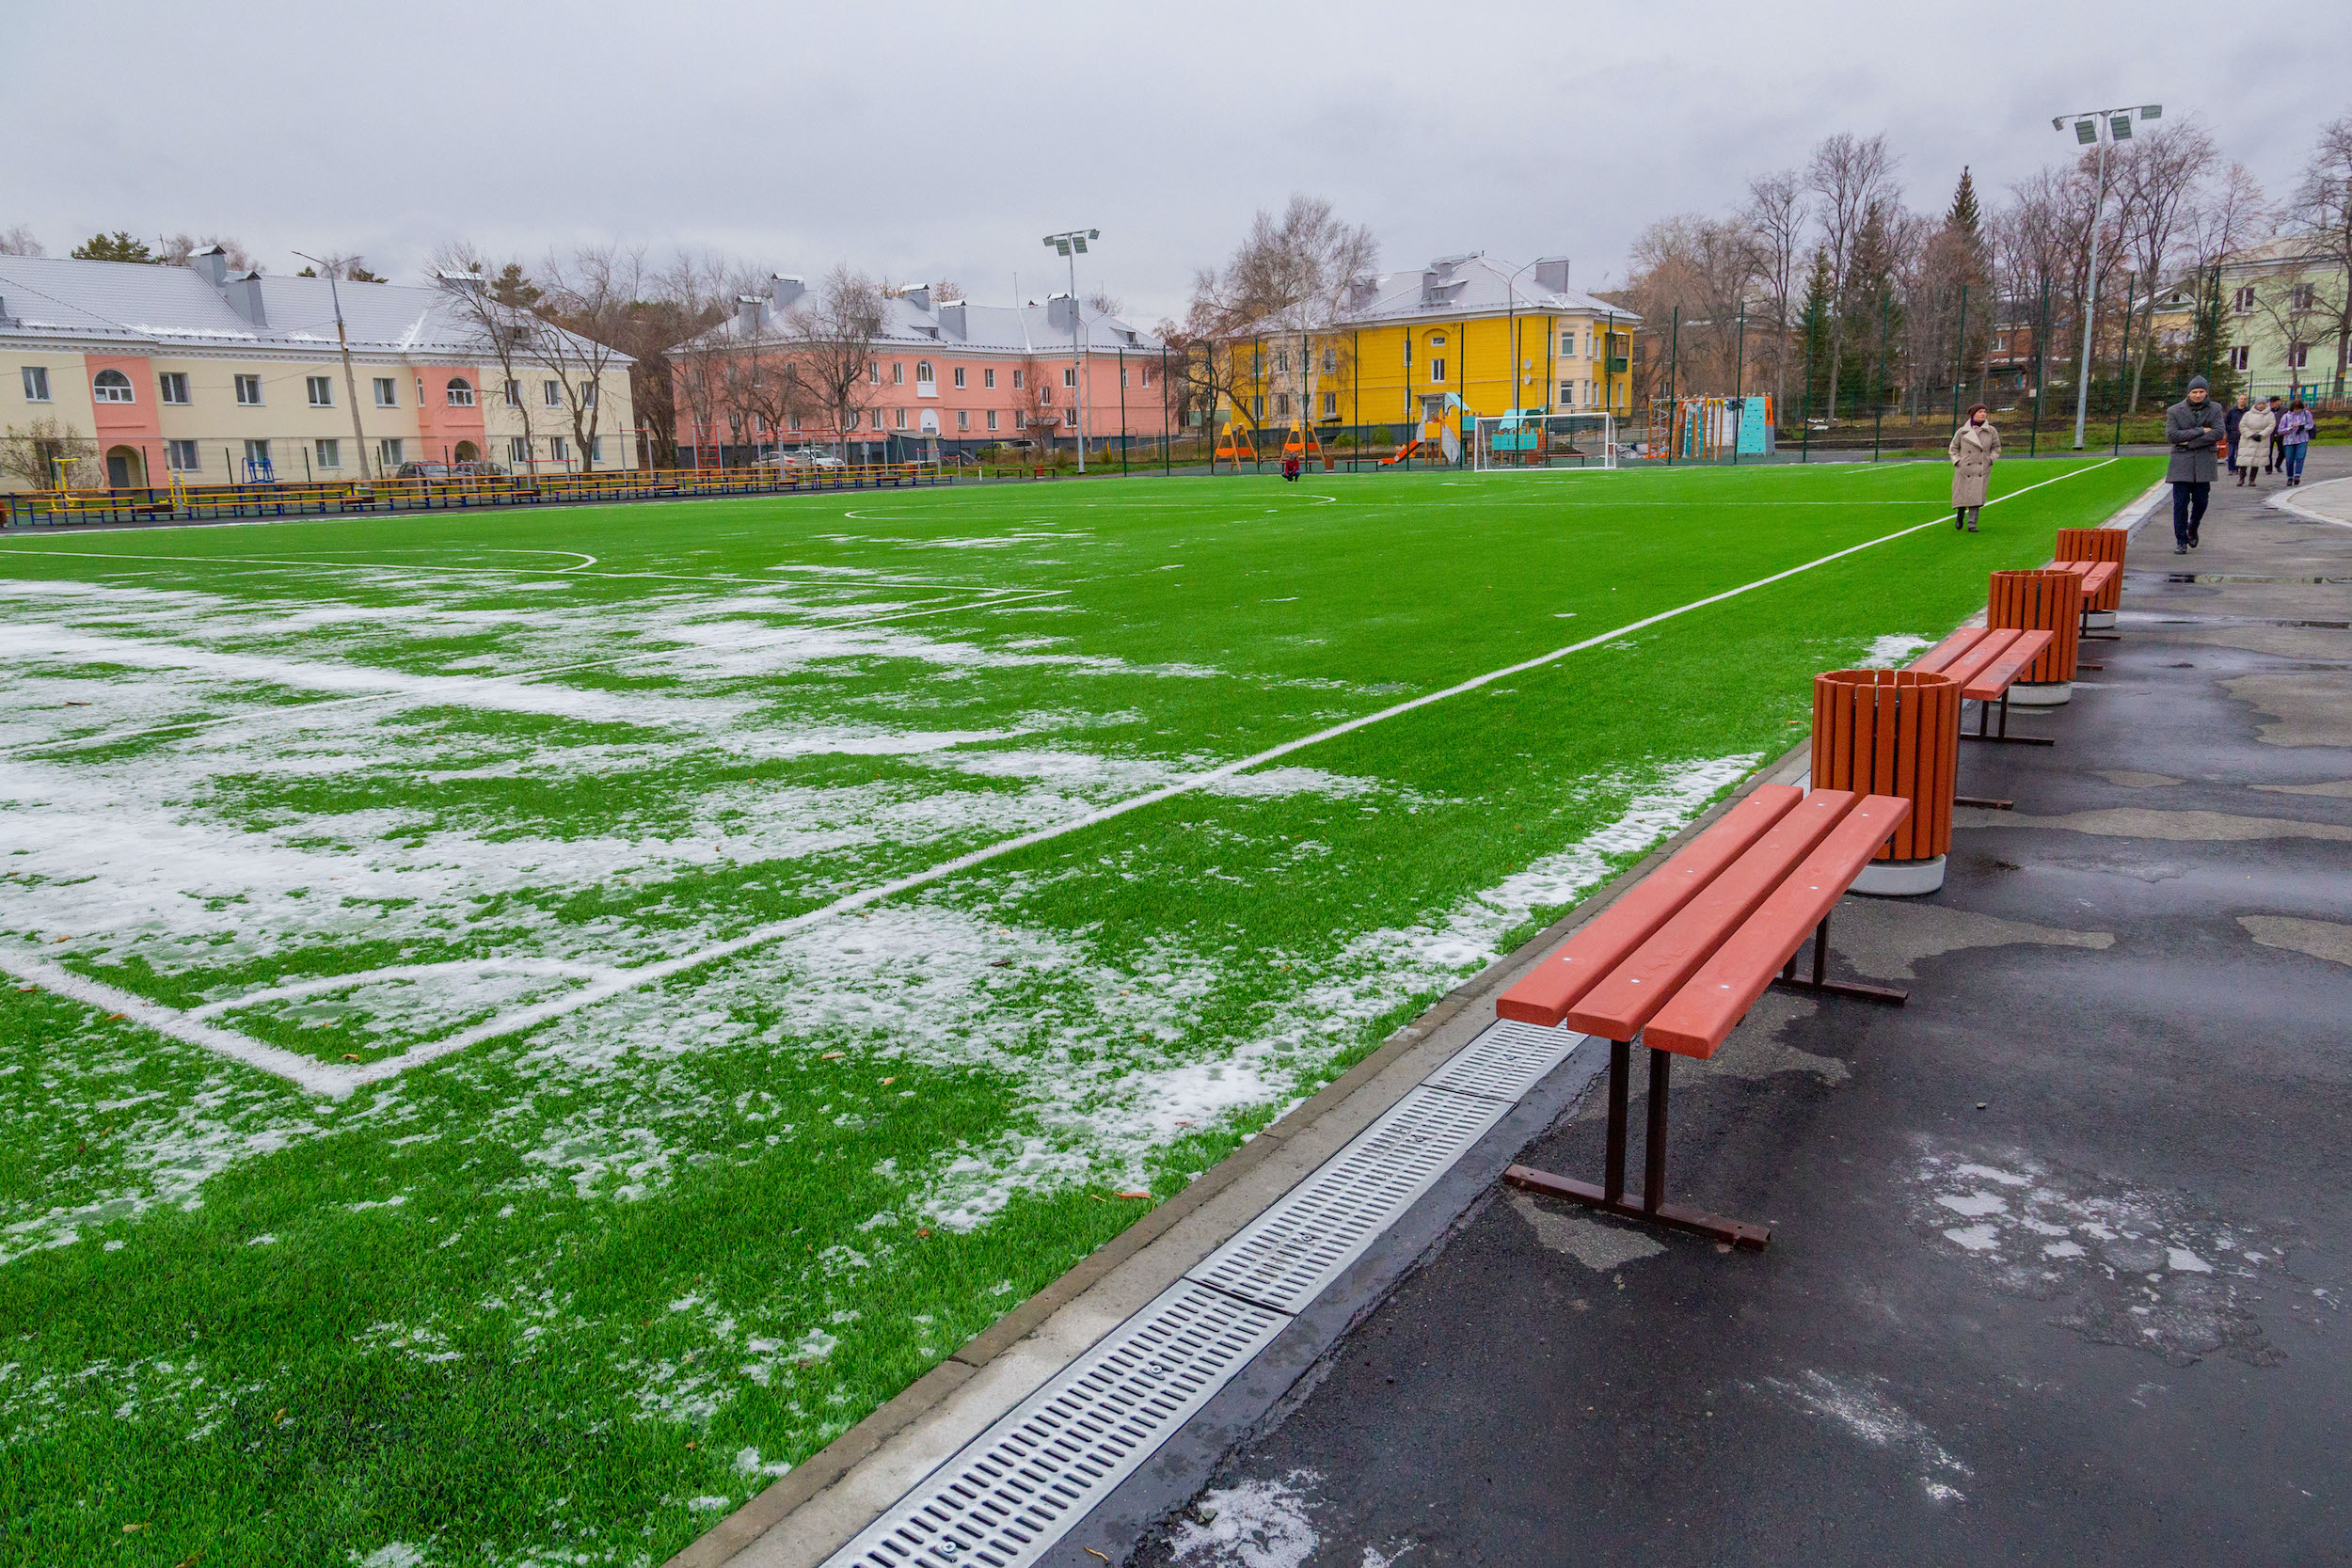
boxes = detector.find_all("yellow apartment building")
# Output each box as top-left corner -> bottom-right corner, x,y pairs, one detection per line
1216,253 -> 1639,438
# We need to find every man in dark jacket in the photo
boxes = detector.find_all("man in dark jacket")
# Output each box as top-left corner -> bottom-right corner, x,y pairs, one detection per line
2166,375 -> 2223,554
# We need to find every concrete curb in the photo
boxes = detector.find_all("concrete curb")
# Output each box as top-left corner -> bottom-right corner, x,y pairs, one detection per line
667,738 -> 1816,1568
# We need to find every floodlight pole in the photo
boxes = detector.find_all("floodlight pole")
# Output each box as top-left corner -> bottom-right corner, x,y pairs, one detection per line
1043,228 -> 1099,473
295,250 -> 373,482
2054,103 -> 2161,450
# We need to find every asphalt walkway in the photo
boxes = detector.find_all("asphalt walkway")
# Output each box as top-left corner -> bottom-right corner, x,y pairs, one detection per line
1121,451 -> 2352,1568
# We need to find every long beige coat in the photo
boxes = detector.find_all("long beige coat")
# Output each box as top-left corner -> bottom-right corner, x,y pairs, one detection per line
1948,419 -> 2000,508
2235,406 -> 2276,469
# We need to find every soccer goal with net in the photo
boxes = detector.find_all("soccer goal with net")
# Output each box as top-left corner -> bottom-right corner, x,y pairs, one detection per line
1470,410 -> 1617,472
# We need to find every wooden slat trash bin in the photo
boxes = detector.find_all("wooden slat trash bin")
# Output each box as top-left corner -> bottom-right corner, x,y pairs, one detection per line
2054,527 -> 2127,633
1813,668 -> 1961,895
1987,568 -> 2085,706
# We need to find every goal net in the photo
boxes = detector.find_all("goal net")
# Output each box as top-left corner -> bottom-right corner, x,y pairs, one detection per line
1470,411 -> 1617,472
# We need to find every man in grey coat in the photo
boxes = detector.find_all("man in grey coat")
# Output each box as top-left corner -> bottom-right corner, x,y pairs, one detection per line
2166,375 -> 2223,554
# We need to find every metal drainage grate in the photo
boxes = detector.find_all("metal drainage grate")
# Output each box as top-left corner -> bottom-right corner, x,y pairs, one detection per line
1424,1018 -> 1583,1102
1184,1085 -> 1508,1314
833,1279 -> 1286,1568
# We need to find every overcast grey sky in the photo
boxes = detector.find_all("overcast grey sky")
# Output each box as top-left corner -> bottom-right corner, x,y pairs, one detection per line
12,0 -> 2349,322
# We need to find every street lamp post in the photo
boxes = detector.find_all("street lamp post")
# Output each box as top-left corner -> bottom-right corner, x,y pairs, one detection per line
294,250 -> 373,482
1042,228 -> 1099,473
2051,103 -> 2162,450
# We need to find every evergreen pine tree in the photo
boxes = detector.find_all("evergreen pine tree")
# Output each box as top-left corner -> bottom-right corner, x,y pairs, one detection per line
70,230 -> 155,263
1945,167 -> 1982,239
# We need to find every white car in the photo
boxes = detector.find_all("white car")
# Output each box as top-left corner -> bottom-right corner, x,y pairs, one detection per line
768,448 -> 845,470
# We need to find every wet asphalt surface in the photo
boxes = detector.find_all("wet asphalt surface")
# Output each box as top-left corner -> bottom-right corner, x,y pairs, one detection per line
1125,451 -> 2352,1568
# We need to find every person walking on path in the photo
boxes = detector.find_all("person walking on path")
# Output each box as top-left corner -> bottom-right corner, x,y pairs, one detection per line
1947,404 -> 1999,531
2237,398 -> 2277,489
2265,397 -> 2287,473
2166,375 -> 2223,554
2224,393 -> 2249,483
2278,398 -> 2315,485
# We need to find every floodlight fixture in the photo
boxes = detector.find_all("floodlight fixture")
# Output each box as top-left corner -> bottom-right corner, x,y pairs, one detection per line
2141,103 -> 2162,119
2110,113 -> 2134,141
2074,119 -> 2098,145
2051,99 -> 2168,447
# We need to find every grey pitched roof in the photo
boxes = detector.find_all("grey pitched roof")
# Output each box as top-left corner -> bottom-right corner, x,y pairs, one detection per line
1329,253 -> 1640,329
0,254 -> 629,364
689,283 -> 1163,357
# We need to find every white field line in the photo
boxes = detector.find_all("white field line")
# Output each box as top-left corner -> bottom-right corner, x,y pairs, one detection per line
6,588 -> 1071,757
0,545 -> 961,591
10,458 -> 2117,1097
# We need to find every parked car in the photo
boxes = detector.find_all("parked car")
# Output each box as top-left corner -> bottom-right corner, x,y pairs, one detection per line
394,461 -> 451,479
450,461 -> 511,478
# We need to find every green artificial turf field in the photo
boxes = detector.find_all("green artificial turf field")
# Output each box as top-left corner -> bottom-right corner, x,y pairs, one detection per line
0,455 -> 2156,1565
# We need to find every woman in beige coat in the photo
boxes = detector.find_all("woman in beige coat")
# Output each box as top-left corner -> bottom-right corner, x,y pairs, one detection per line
2233,400 -> 2276,487
1948,404 -> 2000,531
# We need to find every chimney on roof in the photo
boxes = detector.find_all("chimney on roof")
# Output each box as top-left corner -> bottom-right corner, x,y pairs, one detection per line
1046,293 -> 1076,332
939,299 -> 966,338
225,270 -> 267,327
436,270 -> 487,297
769,274 -> 805,313
1533,256 -> 1571,293
1344,274 -> 1381,310
737,294 -> 765,338
902,284 -> 931,312
190,244 -> 231,288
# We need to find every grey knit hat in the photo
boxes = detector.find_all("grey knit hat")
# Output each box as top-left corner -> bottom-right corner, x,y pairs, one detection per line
2187,374 -> 2209,390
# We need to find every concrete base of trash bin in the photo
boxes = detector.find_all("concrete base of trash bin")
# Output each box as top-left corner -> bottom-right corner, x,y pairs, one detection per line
2010,680 -> 2072,706
1852,855 -> 1946,896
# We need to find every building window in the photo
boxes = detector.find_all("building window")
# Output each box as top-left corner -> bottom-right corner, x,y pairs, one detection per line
2229,346 -> 2250,372
891,362 -> 904,385
983,368 -> 996,389
166,439 -> 199,471
158,372 -> 189,404
1430,357 -> 1447,383
579,381 -> 596,407
243,438 -> 271,468
894,408 -> 908,429
870,409 -> 885,430
2232,286 -> 2256,314
1250,395 -> 1264,420
1120,367 -> 1130,388
956,410 -> 969,432
314,437 -> 342,469
541,379 -> 560,408
1274,393 -> 1290,416
1560,380 -> 1575,406
952,366 -> 967,388
549,436 -> 569,461
1560,331 -> 1575,356
1063,408 -> 1077,427
500,379 -> 519,406
1402,339 -> 1411,367
1140,365 -> 1152,388
508,436 -> 530,464
1322,392 -> 1337,417
378,437 -> 405,468
867,361 -> 880,384
985,410 -> 999,431
1429,333 -> 1447,347
915,361 -> 933,384
2291,283 -> 2317,311
2289,342 -> 2311,369
375,377 -> 399,407
1321,348 -> 1337,372
588,436 -> 603,463
446,377 -> 475,406
93,369 -> 135,404
1062,366 -> 1076,388
787,414 -> 802,432
1273,349 -> 1288,372
1011,370 -> 1025,389
307,375 -> 334,407
235,372 -> 266,404
21,366 -> 51,402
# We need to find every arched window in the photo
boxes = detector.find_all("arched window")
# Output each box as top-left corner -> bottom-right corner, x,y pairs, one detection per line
915,361 -> 934,383
93,369 -> 135,404
445,376 -> 475,406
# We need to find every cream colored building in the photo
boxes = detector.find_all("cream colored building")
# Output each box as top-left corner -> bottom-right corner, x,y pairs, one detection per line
0,248 -> 633,491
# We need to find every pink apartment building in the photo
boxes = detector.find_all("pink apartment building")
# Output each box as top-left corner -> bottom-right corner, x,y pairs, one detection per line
674,277 -> 1172,464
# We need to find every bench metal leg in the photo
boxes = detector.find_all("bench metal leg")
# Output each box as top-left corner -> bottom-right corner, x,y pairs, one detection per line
1770,911 -> 1908,1006
1502,1037 -> 1772,1251
1961,690 -> 2054,747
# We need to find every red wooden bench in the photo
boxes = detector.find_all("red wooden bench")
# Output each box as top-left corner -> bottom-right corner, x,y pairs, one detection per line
1913,626 -> 2058,747
2049,559 -> 2120,656
1496,784 -> 1911,1250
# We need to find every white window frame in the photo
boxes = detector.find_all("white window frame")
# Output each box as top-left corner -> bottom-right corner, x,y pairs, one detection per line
1011,370 -> 1025,389
542,379 -> 561,409
870,408 -> 885,430
1062,366 -> 1077,388
956,410 -> 969,432
2228,346 -> 2249,372
892,362 -> 905,385
1322,391 -> 1337,417
894,408 -> 908,430
501,379 -> 521,406
446,377 -> 475,407
508,436 -> 530,464
235,373 -> 264,405
985,409 -> 999,431
1250,395 -> 1264,419
21,366 -> 51,402
867,361 -> 880,385
1274,392 -> 1290,417
579,381 -> 596,408
166,439 -> 199,471
983,368 -> 996,388
1063,408 -> 1078,428
93,369 -> 135,404
588,435 -> 603,463
2288,342 -> 2311,369
1430,357 -> 1447,384
158,372 -> 189,404
306,374 -> 334,407
378,436 -> 405,467
549,436 -> 568,462
243,437 -> 272,467
375,376 -> 399,407
952,366 -> 967,388
314,437 -> 342,469
2232,286 -> 2256,314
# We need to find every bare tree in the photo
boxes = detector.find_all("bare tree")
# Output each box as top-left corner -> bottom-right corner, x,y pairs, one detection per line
1,416 -> 98,487
2282,113 -> 2352,396
783,265 -> 888,458
1186,194 -> 1376,436
1743,170 -> 1807,409
1804,133 -> 1901,420
1626,214 -> 1764,395
431,242 -> 539,470
536,244 -> 647,472
0,225 -> 43,257
2111,121 -> 2217,407
158,233 -> 259,272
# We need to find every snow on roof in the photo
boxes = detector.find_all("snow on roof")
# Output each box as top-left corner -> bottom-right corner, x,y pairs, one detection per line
684,288 -> 1163,357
